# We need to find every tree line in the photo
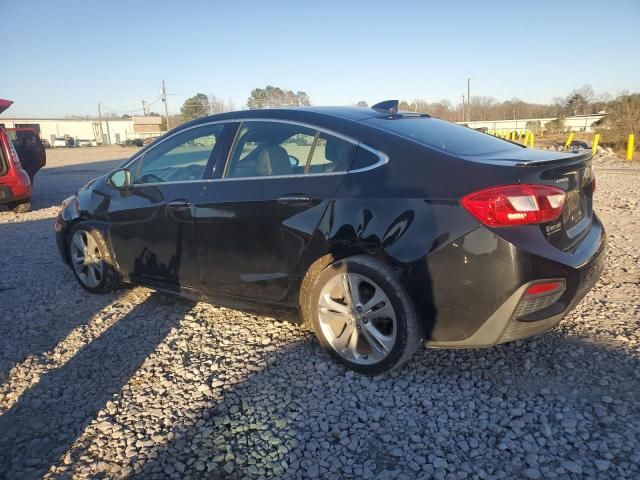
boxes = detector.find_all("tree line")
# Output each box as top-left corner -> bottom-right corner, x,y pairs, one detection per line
176,85 -> 638,150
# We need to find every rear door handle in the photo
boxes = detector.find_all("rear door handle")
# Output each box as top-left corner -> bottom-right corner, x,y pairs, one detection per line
277,194 -> 312,205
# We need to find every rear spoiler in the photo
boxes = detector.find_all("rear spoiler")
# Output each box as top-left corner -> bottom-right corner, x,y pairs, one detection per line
458,148 -> 593,167
516,150 -> 593,167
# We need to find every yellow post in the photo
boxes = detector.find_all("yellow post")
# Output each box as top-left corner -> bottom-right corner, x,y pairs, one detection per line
592,133 -> 600,154
529,131 -> 535,148
564,132 -> 574,150
510,131 -> 516,141
627,134 -> 635,160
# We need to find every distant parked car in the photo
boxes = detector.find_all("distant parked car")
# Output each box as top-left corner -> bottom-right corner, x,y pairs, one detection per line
119,139 -> 144,147
6,128 -> 47,184
77,139 -> 97,147
56,101 -> 605,374
52,137 -> 67,148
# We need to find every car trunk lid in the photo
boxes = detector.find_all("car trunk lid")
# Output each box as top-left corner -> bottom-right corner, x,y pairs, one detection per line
462,148 -> 595,252
510,150 -> 594,251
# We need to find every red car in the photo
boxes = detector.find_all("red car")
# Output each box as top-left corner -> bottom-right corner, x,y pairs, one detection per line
0,99 -> 32,212
6,127 -> 46,183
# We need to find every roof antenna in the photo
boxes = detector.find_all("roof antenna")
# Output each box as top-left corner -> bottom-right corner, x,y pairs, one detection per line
371,100 -> 398,115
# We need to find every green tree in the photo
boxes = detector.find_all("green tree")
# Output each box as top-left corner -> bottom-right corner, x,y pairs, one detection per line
181,93 -> 210,121
356,100 -> 368,108
247,86 -> 311,109
597,93 -> 640,153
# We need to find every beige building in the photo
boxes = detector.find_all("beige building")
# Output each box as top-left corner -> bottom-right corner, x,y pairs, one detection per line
0,116 -> 163,145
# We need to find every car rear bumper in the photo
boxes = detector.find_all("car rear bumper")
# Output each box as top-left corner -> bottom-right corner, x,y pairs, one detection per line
419,216 -> 606,347
0,182 -> 31,205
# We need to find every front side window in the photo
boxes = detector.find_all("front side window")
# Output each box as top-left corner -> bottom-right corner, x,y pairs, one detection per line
136,124 -> 223,184
224,122 -> 355,178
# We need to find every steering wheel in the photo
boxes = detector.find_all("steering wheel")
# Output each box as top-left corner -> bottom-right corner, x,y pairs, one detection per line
167,164 -> 203,181
138,173 -> 165,184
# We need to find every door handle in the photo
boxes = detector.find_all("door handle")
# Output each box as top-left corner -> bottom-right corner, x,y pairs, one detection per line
167,199 -> 192,210
277,194 -> 312,205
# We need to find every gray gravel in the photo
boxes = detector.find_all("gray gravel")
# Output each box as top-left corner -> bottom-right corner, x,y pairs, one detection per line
0,148 -> 639,479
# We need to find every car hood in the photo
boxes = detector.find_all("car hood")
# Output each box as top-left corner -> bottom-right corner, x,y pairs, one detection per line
0,99 -> 14,114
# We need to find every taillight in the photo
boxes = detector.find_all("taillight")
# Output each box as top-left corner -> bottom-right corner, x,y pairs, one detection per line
461,184 -> 566,227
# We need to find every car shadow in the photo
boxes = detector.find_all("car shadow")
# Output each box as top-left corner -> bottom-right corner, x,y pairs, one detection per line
0,216 -> 118,385
0,291 -> 196,479
123,327 -> 639,479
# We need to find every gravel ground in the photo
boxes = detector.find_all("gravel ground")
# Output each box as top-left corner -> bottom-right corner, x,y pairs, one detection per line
0,147 -> 639,479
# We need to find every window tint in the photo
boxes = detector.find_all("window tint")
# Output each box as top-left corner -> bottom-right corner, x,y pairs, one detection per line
307,133 -> 355,174
225,122 -> 356,178
225,122 -> 315,178
365,117 -> 520,156
136,124 -> 222,184
351,146 -> 381,170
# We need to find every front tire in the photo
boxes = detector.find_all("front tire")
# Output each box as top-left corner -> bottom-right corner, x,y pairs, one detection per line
67,224 -> 119,293
307,255 -> 422,374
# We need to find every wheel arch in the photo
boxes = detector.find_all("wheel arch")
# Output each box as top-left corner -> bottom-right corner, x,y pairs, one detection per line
64,219 -> 118,269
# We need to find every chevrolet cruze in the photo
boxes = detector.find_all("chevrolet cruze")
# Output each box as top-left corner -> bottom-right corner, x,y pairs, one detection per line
56,101 -> 605,374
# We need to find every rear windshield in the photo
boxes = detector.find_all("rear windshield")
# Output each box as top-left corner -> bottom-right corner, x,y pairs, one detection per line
365,117 -> 521,156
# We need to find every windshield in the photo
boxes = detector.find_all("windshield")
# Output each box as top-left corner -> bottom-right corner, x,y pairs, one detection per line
365,117 -> 522,156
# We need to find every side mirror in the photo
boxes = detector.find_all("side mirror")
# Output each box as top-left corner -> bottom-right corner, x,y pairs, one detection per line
108,168 -> 131,189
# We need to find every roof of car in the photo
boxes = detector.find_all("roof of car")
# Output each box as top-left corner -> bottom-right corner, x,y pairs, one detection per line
185,106 -> 409,130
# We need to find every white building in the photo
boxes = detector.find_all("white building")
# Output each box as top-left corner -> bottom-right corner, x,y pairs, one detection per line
0,116 -> 163,145
456,114 -> 606,133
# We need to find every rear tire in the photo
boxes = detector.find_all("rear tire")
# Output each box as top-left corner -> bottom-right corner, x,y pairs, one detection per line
306,255 -> 423,375
67,223 -> 119,293
8,200 -> 31,213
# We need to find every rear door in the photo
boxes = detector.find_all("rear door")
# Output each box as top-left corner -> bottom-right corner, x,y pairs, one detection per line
193,120 -> 357,302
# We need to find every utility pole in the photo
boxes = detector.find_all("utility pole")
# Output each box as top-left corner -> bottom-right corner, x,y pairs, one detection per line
462,95 -> 465,123
98,103 -> 111,145
161,80 -> 170,131
142,99 -> 149,116
467,77 -> 471,122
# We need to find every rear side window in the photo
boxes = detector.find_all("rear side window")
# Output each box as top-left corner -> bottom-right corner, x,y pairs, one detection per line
365,117 -> 520,156
224,122 -> 356,178
307,133 -> 355,174
351,146 -> 382,171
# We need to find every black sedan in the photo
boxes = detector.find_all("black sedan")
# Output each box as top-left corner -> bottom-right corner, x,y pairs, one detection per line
55,101 -> 605,374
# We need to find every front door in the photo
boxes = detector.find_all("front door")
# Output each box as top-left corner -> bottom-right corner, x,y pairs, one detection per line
108,123 -> 227,289
194,120 -> 356,302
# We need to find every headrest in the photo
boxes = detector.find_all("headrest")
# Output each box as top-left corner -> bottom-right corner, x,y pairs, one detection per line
325,137 -> 352,162
256,145 -> 291,176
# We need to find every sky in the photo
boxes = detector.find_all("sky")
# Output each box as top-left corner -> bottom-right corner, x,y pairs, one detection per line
1,0 -> 638,117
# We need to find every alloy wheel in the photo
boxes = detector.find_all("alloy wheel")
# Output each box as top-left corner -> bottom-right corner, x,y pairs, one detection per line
70,230 -> 104,288
317,272 -> 397,365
